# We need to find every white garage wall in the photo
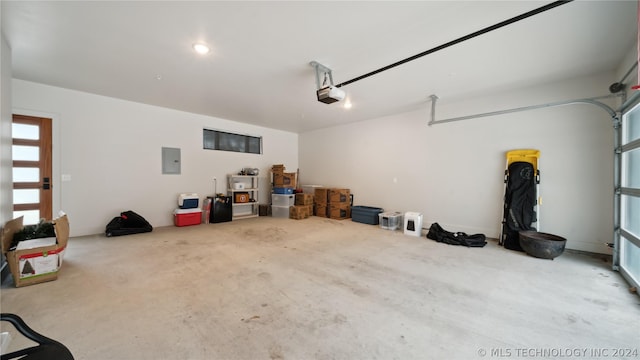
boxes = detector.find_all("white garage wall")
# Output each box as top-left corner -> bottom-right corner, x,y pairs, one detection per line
12,80 -> 298,236
300,72 -> 618,254
0,32 -> 12,226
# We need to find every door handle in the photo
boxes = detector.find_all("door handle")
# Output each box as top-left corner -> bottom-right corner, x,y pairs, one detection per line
43,177 -> 50,190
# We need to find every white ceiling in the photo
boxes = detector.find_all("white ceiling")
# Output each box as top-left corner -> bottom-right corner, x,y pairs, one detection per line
1,1 -> 636,133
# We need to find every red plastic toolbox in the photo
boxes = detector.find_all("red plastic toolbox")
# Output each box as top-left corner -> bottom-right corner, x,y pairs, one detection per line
174,208 -> 202,227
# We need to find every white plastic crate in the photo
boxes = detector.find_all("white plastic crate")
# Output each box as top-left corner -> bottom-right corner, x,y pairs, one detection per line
272,194 -> 295,207
271,205 -> 290,218
379,212 -> 403,230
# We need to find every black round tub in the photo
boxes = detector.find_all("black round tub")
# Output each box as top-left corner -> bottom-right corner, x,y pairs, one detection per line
518,231 -> 567,260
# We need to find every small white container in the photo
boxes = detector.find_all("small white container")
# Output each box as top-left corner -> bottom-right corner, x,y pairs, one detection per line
404,212 -> 423,237
233,182 -> 245,190
379,212 -> 403,230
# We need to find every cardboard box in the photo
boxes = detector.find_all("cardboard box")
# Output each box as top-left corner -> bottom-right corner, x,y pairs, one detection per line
234,192 -> 250,203
271,164 -> 285,174
301,185 -> 324,194
314,188 -> 330,204
314,204 -> 328,217
273,172 -> 296,188
329,188 -> 350,203
289,205 -> 309,220
1,215 -> 69,288
290,205 -> 312,220
329,203 -> 351,220
295,193 -> 314,206
259,204 -> 271,216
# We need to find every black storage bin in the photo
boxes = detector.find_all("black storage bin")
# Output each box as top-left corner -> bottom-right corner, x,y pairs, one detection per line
351,206 -> 384,225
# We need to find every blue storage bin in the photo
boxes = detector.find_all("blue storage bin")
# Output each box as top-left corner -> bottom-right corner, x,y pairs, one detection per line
351,206 -> 384,225
273,187 -> 294,194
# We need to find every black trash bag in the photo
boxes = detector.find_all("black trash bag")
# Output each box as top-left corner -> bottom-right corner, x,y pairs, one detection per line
426,222 -> 487,247
105,210 -> 153,237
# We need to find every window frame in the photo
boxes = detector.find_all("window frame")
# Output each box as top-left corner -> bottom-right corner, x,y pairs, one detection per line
203,128 -> 262,155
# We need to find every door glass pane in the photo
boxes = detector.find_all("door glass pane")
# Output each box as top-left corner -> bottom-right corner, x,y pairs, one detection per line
622,194 -> 640,238
13,189 -> 39,205
12,123 -> 39,140
622,148 -> 640,188
625,104 -> 640,143
12,145 -> 39,161
13,167 -> 40,182
621,236 -> 640,286
13,210 -> 40,226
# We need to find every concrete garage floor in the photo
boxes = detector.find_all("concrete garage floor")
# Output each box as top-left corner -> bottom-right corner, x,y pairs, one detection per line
1,216 -> 639,359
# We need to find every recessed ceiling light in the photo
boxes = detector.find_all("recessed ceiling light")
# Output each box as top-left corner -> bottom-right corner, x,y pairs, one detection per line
343,100 -> 352,109
193,43 -> 210,55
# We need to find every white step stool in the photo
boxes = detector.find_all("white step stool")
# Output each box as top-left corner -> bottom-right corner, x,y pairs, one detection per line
404,212 -> 423,237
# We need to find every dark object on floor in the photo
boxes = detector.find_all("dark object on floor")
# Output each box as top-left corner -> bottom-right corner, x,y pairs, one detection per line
518,231 -> 566,259
0,313 -> 74,360
502,161 -> 538,251
351,206 -> 384,225
208,195 -> 232,223
426,223 -> 487,247
105,210 -> 153,237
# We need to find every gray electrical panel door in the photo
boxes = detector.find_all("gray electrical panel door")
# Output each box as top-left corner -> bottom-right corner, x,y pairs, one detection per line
162,147 -> 181,174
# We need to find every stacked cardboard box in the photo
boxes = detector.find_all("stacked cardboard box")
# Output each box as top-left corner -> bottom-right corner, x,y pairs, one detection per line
314,188 -> 328,218
290,205 -> 312,220
289,193 -> 314,220
271,164 -> 297,190
314,187 -> 351,220
295,193 -> 314,206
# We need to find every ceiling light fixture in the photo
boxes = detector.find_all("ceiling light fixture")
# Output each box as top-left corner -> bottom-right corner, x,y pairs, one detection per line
193,43 -> 210,55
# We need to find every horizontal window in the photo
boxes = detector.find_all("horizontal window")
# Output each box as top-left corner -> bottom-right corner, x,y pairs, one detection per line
203,129 -> 262,154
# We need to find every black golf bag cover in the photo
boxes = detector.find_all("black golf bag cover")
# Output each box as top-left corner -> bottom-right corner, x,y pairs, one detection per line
105,210 -> 153,237
502,162 -> 537,251
427,222 -> 487,247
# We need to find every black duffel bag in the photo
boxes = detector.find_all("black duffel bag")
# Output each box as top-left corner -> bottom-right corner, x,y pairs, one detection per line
426,222 -> 487,247
105,210 -> 153,237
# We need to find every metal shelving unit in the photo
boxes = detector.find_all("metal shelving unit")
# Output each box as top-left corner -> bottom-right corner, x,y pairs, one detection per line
227,175 -> 259,220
